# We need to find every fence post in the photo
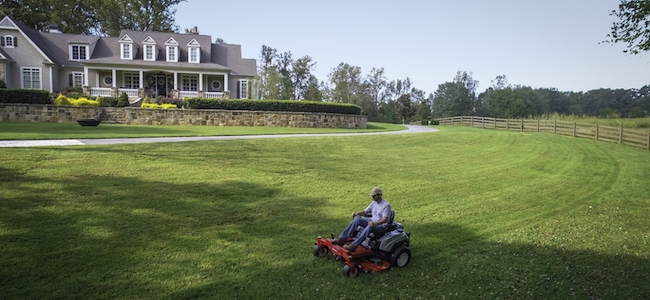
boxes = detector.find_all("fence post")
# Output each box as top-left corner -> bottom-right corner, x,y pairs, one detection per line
471,116 -> 474,128
647,132 -> 650,150
506,119 -> 509,130
553,120 -> 557,134
595,124 -> 599,141
537,120 -> 540,132
520,119 -> 524,132
451,117 -> 454,126
573,122 -> 576,137
619,127 -> 623,144
482,117 -> 485,129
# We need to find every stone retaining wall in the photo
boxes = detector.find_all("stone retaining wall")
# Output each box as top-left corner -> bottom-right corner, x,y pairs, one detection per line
0,104 -> 367,129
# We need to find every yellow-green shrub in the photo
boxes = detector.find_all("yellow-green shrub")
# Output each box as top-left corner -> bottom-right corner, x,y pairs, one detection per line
53,94 -> 71,105
141,103 -> 177,109
71,97 -> 99,106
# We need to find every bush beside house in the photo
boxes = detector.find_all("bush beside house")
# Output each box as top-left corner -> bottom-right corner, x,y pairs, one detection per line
186,98 -> 362,115
0,89 -> 50,104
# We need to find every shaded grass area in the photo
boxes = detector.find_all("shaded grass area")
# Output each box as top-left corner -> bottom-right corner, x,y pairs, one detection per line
0,121 -> 404,140
1,126 -> 648,299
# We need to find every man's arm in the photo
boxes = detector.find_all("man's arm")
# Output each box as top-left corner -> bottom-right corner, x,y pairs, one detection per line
351,210 -> 367,218
368,216 -> 388,227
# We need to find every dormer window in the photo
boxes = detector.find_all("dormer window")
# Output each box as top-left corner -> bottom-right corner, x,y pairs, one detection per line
1,35 -> 16,48
142,36 -> 156,61
119,34 -> 134,60
187,39 -> 200,63
165,37 -> 178,62
70,45 -> 88,60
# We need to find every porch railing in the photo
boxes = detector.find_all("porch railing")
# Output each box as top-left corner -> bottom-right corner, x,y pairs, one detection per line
90,87 -> 111,97
204,92 -> 224,99
179,91 -> 198,99
118,88 -> 138,99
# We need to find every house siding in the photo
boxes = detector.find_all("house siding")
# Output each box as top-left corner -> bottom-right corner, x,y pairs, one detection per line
0,28 -> 52,91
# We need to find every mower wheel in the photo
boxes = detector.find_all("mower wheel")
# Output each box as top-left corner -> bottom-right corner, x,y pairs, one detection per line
390,246 -> 411,268
313,244 -> 329,257
342,264 -> 359,277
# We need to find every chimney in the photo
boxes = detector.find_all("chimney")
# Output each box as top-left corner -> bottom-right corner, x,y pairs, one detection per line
48,24 -> 62,34
193,26 -> 198,34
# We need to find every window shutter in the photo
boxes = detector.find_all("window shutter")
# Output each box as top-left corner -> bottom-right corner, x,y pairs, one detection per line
1,38 -> 4,47
68,74 -> 73,87
13,37 -> 17,47
237,81 -> 241,98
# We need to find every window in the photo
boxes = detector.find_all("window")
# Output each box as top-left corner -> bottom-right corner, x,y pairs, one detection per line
70,45 -> 87,60
240,80 -> 248,99
188,47 -> 199,63
182,75 -> 198,91
167,46 -> 177,62
144,45 -> 155,61
72,72 -> 84,87
121,43 -> 132,60
22,68 -> 41,89
123,73 -> 140,89
3,35 -> 16,48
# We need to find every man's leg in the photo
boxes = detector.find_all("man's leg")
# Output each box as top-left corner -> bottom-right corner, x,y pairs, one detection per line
333,218 -> 369,244
351,225 -> 388,248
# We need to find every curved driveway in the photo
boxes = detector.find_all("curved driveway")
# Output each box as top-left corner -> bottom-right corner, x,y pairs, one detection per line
0,125 -> 439,147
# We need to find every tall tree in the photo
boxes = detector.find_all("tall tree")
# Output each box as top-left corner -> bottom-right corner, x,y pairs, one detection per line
394,94 -> 415,124
328,62 -> 362,104
364,67 -> 388,115
292,55 -> 316,100
431,82 -> 474,118
303,75 -> 323,102
606,0 -> 650,54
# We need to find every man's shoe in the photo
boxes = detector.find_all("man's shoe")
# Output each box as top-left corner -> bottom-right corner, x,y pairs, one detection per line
331,237 -> 345,245
344,244 -> 356,252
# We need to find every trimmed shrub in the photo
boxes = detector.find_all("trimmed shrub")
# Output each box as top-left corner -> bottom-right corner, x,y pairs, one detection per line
100,97 -> 119,107
141,103 -> 177,109
185,99 -> 362,115
71,97 -> 99,106
0,79 -> 6,89
53,94 -> 71,105
0,89 -> 50,104
117,92 -> 129,107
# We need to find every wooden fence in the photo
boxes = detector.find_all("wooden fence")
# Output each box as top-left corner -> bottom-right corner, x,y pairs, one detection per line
435,116 -> 650,151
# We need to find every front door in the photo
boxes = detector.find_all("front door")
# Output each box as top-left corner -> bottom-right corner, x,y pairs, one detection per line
156,76 -> 167,97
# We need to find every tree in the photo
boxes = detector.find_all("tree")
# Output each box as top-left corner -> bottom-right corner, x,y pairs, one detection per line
606,0 -> 650,54
328,62 -> 362,104
0,0 -> 186,36
364,67 -> 388,116
394,94 -> 415,124
482,87 -> 535,118
303,75 -> 323,102
431,82 -> 474,118
292,55 -> 316,100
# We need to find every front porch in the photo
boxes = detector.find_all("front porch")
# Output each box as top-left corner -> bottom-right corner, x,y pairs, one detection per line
83,67 -> 230,101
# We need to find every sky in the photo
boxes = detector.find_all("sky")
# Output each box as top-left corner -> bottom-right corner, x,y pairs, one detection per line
175,0 -> 649,96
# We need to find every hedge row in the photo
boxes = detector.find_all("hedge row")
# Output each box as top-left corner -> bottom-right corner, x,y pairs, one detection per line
0,89 -> 50,104
185,98 -> 362,115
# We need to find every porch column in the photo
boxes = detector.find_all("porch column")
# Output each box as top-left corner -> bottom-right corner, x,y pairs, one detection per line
139,70 -> 143,88
174,72 -> 178,90
224,72 -> 229,92
49,66 -> 53,93
84,66 -> 89,88
111,69 -> 116,88
199,72 -> 203,92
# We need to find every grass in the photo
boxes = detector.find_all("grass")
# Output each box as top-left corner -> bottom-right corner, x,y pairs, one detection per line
530,113 -> 650,129
1,125 -> 649,299
0,121 -> 405,140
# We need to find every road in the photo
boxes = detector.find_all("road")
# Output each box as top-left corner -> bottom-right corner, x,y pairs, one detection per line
0,125 -> 439,147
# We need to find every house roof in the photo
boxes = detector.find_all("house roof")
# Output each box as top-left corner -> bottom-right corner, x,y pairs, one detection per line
0,47 -> 13,62
0,16 -> 257,75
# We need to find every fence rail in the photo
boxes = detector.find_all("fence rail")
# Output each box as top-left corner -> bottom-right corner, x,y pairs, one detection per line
436,116 -> 650,151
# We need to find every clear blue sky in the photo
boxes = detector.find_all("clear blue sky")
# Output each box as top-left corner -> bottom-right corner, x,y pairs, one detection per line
175,0 -> 649,96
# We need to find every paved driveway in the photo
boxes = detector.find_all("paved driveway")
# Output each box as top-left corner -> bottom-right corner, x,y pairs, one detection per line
0,125 -> 439,147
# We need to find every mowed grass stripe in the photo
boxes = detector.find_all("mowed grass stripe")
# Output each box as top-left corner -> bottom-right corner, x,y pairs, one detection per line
0,126 -> 648,299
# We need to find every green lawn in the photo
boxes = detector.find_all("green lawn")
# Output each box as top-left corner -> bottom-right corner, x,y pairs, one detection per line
0,121 -> 405,140
1,126 -> 648,299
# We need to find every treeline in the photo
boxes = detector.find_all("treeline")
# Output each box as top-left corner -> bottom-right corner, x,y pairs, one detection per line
256,46 -> 649,122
